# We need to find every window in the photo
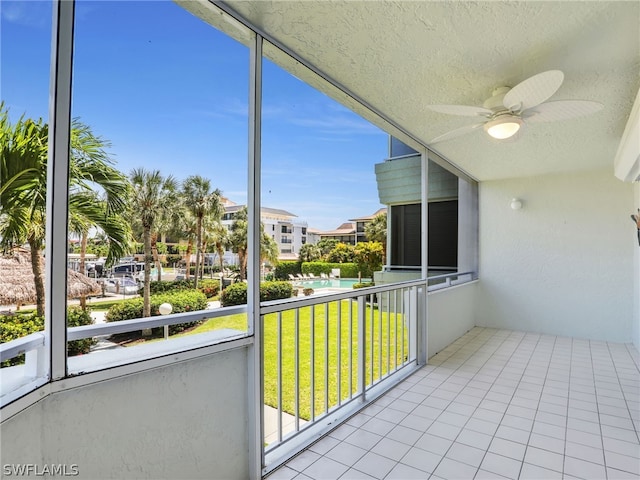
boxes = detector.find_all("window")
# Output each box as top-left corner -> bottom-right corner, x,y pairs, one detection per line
1,0 -> 53,404
66,0 -> 252,374
261,43 -> 387,262
382,140 -> 477,277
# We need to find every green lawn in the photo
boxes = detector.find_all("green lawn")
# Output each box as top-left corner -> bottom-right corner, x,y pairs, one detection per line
174,300 -> 408,420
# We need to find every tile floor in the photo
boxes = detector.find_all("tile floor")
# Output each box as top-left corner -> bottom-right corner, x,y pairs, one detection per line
267,327 -> 640,480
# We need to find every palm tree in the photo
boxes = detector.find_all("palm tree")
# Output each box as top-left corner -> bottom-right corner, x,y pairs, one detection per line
298,243 -> 322,262
181,176 -> 223,289
226,206 -> 279,281
129,168 -> 178,317
261,231 -> 279,271
208,221 -> 229,274
199,216 -> 227,280
364,212 -> 387,258
68,191 -> 130,309
173,212 -> 197,280
227,207 -> 249,280
1,105 -> 130,315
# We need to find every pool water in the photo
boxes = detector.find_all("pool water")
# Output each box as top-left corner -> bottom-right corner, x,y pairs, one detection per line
293,278 -> 368,289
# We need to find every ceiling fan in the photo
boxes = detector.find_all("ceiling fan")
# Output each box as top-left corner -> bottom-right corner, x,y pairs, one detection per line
427,70 -> 603,144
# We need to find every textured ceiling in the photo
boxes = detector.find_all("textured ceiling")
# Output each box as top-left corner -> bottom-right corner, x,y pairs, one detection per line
220,0 -> 639,181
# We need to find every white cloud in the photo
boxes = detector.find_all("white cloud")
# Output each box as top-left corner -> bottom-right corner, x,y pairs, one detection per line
1,1 -> 50,28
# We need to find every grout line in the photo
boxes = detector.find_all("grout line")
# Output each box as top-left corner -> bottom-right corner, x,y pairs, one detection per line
605,341 -> 640,446
590,338 -> 609,479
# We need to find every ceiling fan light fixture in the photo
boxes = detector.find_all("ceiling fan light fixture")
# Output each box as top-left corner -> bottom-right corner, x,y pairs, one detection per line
484,115 -> 523,140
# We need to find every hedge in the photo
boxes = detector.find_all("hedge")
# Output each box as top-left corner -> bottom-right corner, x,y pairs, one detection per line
353,282 -> 375,289
274,261 -> 301,280
1,307 -> 95,367
139,279 -> 219,299
220,281 -> 294,307
301,262 -> 359,278
140,280 -> 195,295
105,290 -> 208,335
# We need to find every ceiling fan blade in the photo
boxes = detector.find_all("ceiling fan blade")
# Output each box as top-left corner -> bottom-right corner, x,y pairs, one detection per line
503,70 -> 564,112
429,123 -> 484,144
523,100 -> 603,123
427,105 -> 492,117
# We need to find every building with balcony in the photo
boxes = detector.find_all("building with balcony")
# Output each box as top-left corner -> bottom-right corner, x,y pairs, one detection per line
1,2 -> 639,480
222,203 -> 310,262
316,209 -> 387,246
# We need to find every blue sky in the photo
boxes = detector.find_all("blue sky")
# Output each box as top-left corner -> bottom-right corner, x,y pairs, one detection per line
2,1 -> 388,231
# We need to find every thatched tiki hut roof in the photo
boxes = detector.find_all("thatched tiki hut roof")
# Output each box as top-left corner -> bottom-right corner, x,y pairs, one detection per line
0,248 -> 101,306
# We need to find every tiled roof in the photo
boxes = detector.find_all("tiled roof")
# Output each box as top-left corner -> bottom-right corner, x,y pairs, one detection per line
349,207 -> 387,222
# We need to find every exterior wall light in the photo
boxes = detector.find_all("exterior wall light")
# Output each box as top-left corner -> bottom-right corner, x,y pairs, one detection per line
510,198 -> 523,210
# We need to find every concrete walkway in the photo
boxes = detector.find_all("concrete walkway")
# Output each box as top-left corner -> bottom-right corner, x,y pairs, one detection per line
89,310 -> 124,352
265,405 -> 307,445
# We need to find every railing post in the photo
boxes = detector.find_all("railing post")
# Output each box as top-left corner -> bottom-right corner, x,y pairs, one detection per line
417,285 -> 427,365
408,286 -> 418,362
357,295 -> 366,401
24,344 -> 47,379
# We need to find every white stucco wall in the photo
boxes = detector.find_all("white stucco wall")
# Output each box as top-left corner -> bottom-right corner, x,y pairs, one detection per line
0,348 -> 249,479
427,282 -> 477,358
476,169 -> 635,343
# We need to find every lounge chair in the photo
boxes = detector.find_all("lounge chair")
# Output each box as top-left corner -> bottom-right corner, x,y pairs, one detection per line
320,273 -> 328,279
308,273 -> 317,279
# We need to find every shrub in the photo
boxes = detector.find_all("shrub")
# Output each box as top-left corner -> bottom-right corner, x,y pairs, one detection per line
220,281 -> 294,306
274,261 -> 301,280
302,288 -> 314,296
166,254 -> 182,265
139,280 -> 194,296
353,282 -> 375,289
105,298 -> 144,323
66,306 -> 96,356
260,281 -> 294,302
105,290 -> 208,335
301,262 -> 359,278
198,279 -> 220,298
220,282 -> 246,307
1,308 -> 95,367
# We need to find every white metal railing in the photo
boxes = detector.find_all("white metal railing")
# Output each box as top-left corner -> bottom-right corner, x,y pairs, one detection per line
260,279 -> 426,471
427,271 -> 474,290
0,332 -> 46,364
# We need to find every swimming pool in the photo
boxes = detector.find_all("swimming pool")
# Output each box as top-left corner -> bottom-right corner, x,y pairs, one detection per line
293,278 -> 369,289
